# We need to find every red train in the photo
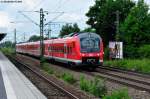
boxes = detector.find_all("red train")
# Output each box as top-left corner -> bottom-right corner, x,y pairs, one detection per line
16,32 -> 104,67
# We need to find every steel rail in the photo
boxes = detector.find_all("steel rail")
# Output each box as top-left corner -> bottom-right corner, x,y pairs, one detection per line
96,67 -> 150,86
99,66 -> 150,78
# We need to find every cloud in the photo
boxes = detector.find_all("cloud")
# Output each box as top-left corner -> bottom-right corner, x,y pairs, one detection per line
60,13 -> 83,22
0,11 -> 10,28
23,0 -> 40,10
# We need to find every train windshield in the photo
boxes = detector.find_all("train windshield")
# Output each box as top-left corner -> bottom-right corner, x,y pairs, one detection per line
79,33 -> 101,53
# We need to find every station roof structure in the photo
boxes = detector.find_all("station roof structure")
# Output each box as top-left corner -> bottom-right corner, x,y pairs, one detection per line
0,33 -> 6,41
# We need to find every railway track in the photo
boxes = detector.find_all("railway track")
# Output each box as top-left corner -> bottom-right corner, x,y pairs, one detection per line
12,54 -> 150,94
85,66 -> 150,92
99,66 -> 150,78
9,56 -> 81,99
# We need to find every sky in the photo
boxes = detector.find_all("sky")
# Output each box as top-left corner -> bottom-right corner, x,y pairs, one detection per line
0,0 -> 150,42
0,0 -> 95,42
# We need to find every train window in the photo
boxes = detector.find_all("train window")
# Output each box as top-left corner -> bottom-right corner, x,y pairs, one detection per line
64,46 -> 67,54
69,47 -> 72,54
62,47 -> 63,53
48,46 -> 51,52
51,46 -> 53,52
70,47 -> 72,54
54,47 -> 56,52
68,47 -> 70,54
72,42 -> 75,48
62,48 -> 63,53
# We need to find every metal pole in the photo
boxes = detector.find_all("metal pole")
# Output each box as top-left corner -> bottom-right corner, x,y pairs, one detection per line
48,28 -> 51,39
115,10 -> 120,59
14,28 -> 16,54
115,10 -> 120,41
40,8 -> 44,65
24,32 -> 26,42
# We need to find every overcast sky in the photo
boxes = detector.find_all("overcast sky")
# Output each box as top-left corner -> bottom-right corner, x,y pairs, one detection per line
0,0 -> 149,42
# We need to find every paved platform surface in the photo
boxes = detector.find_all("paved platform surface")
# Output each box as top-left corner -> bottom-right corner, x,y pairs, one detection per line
0,52 -> 47,99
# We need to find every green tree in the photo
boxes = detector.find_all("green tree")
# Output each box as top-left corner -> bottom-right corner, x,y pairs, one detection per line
28,35 -> 48,42
28,35 -> 41,42
120,0 -> 150,46
86,0 -> 135,46
0,41 -> 14,48
59,23 -> 80,37
81,27 -> 96,33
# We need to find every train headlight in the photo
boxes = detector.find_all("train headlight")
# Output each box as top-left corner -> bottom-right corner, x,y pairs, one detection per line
82,54 -> 85,56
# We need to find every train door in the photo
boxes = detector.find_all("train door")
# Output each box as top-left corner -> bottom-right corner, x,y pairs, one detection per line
64,43 -> 68,59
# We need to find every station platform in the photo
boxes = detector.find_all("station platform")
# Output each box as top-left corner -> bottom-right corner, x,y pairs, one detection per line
0,52 -> 47,99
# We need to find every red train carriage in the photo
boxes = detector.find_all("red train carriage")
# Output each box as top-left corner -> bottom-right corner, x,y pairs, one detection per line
16,32 -> 104,67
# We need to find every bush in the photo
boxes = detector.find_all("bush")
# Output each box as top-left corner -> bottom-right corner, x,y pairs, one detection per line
61,73 -> 76,84
80,76 -> 91,92
104,47 -> 109,60
124,45 -> 139,59
0,47 -> 15,56
80,76 -> 107,97
40,57 -> 46,63
103,88 -> 130,99
138,45 -> 150,59
123,44 -> 150,59
42,63 -> 54,74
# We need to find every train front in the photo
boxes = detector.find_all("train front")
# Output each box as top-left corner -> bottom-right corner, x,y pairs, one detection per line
77,33 -> 104,67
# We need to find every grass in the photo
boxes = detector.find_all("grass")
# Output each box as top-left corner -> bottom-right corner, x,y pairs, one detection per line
42,63 -> 54,74
104,59 -> 150,74
102,88 -> 131,99
0,47 -> 15,56
80,75 -> 107,98
61,72 -> 77,84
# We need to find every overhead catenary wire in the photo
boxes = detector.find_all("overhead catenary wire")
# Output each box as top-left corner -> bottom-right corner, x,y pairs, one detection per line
52,0 -> 69,12
30,0 -> 46,10
18,11 -> 39,26
44,12 -> 64,26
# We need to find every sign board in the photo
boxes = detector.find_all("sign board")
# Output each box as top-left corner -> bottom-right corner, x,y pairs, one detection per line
109,42 -> 123,59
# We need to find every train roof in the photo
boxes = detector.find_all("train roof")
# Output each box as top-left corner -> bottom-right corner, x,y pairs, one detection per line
16,32 -> 101,45
62,32 -> 101,38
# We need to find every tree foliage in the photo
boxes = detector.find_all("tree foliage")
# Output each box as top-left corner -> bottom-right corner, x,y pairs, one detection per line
28,35 -> 41,42
120,0 -> 150,46
86,0 -> 135,45
0,41 -> 14,48
81,27 -> 96,33
59,23 -> 80,37
28,35 -> 48,42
